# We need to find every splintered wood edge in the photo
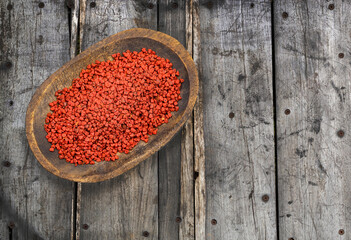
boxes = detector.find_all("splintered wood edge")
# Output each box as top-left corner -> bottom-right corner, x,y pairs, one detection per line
25,28 -> 199,183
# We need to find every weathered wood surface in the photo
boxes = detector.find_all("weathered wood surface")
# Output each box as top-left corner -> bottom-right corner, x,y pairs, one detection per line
0,1 -> 74,239
192,1 -> 206,239
200,0 -> 276,239
6,0 -> 351,239
78,1 -> 159,239
275,0 -> 351,239
158,1 -> 185,239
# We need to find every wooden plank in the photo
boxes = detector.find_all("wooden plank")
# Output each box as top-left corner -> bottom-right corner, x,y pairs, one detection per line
275,0 -> 351,239
180,1 -> 196,239
68,1 -> 80,240
200,1 -> 276,239
157,0 -> 188,239
193,0 -> 206,239
0,1 -> 74,239
78,1 -> 158,239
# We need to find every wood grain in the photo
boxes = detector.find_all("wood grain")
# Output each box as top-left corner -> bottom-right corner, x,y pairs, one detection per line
275,0 -> 351,239
200,1 -> 277,239
78,1 -> 157,239
0,1 -> 74,239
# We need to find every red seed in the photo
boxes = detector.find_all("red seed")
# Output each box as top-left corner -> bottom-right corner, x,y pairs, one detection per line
45,49 -> 183,165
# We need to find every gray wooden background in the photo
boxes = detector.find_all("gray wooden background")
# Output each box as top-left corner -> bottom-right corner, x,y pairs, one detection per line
1,0 -> 350,239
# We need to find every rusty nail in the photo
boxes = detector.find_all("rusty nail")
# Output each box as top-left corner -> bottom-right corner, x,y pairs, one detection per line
82,224 -> 89,230
282,12 -> 288,19
66,0 -> 74,9
339,229 -> 345,235
90,2 -> 96,8
229,112 -> 235,119
147,3 -> 154,9
337,130 -> 344,138
3,161 -> 11,167
6,61 -> 12,68
142,231 -> 149,237
171,2 -> 178,9
338,53 -> 344,58
211,219 -> 217,225
206,1 -> 213,9
285,109 -> 291,115
262,194 -> 269,202
8,222 -> 15,229
38,2 -> 45,8
7,4 -> 13,10
250,3 -> 254,8
175,217 -> 182,223
328,4 -> 335,10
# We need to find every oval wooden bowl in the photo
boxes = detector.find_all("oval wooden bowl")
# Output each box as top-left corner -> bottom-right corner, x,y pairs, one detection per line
26,28 -> 198,183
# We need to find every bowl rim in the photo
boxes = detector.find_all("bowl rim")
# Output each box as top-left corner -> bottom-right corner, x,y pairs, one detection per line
25,28 -> 199,182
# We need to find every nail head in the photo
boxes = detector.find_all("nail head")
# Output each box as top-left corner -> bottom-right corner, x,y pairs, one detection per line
38,2 -> 45,8
7,4 -> 13,10
8,222 -> 15,229
282,12 -> 288,19
147,3 -> 154,9
3,161 -> 11,167
339,229 -> 345,235
66,0 -> 74,9
211,219 -> 217,225
6,61 -> 12,68
328,4 -> 335,10
338,53 -> 344,58
175,217 -> 182,223
262,194 -> 269,202
142,231 -> 149,237
284,109 -> 291,115
250,3 -> 255,8
337,130 -> 344,138
206,1 -> 213,9
90,2 -> 96,8
229,112 -> 235,118
288,238 -> 294,240
171,2 -> 178,9
82,224 -> 89,230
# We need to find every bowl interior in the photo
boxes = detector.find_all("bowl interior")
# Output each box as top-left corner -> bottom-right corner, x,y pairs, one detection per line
32,37 -> 190,181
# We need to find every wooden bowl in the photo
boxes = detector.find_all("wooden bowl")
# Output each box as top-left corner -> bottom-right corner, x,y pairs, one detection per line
26,28 -> 198,183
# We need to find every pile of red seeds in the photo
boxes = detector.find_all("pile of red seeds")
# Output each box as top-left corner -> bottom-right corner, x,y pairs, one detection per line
44,48 -> 183,166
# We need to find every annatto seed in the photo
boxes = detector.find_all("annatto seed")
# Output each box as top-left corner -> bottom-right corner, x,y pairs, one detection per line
44,49 -> 183,166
